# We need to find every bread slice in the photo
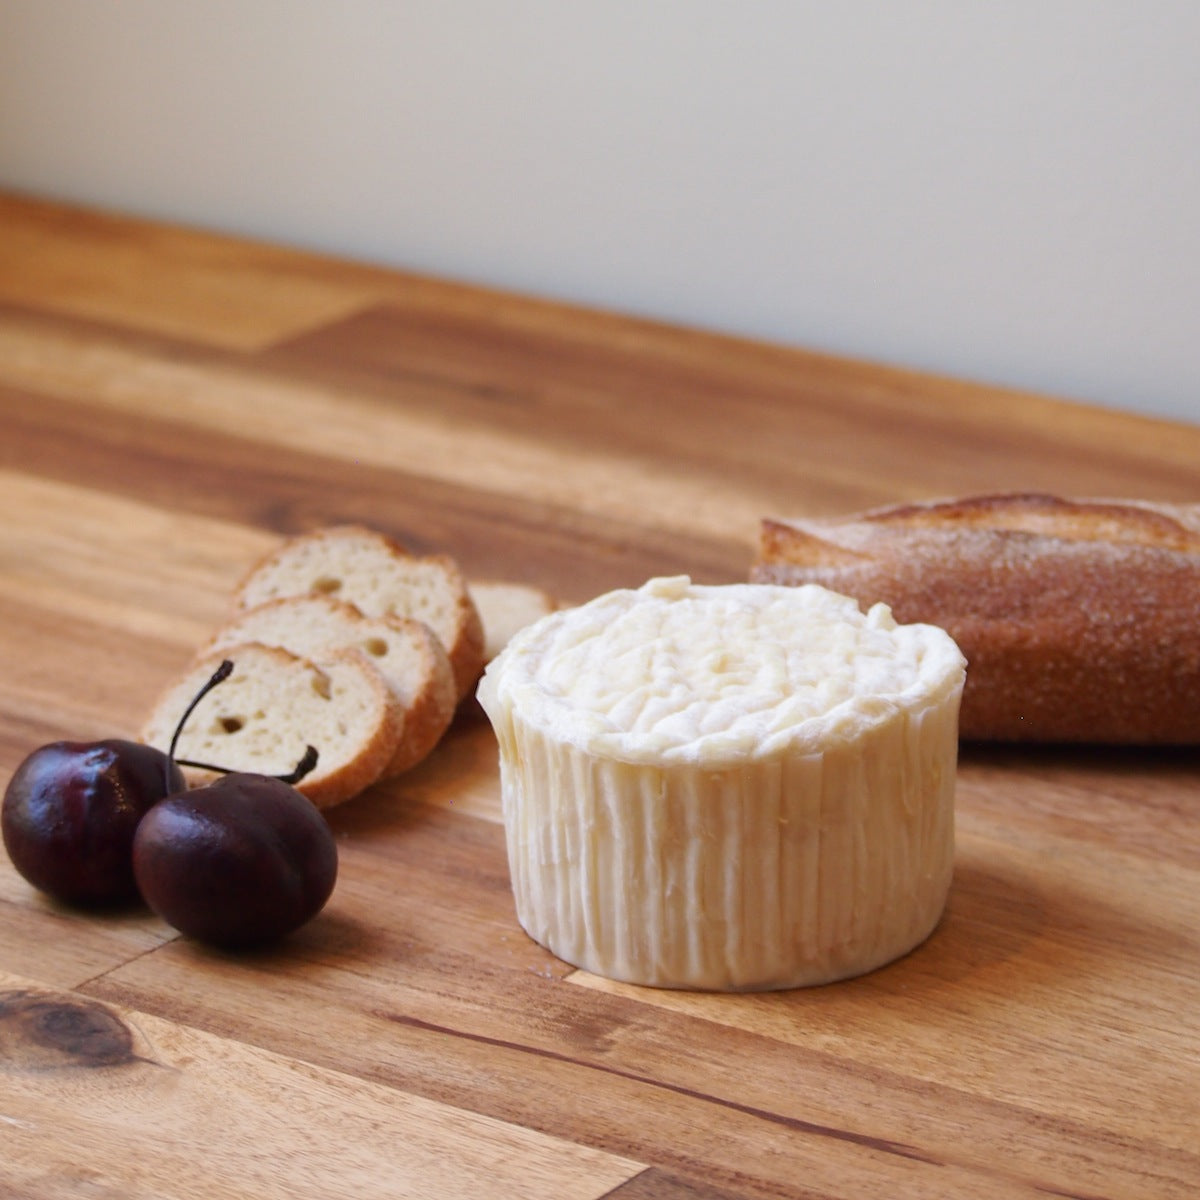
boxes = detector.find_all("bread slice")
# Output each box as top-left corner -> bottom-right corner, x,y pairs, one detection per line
233,526 -> 484,701
468,580 -> 558,662
203,595 -> 456,776
140,643 -> 402,809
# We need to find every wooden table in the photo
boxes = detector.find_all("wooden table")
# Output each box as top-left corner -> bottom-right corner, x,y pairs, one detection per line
1,191 -> 1197,1200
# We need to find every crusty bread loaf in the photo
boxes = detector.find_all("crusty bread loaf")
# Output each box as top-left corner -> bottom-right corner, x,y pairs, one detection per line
233,525 -> 484,701
201,595 -> 457,776
468,580 -> 558,662
140,643 -> 402,808
752,493 -> 1200,744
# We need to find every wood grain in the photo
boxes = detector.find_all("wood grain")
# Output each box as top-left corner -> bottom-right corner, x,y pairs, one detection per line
0,972 -> 643,1199
0,192 -> 399,351
0,192 -> 1197,1199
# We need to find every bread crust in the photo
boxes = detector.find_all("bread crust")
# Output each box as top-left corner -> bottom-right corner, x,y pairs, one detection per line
419,551 -> 486,699
753,494 -> 1200,743
373,620 -> 457,776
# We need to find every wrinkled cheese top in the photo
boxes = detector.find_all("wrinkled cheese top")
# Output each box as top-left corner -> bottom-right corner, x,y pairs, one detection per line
478,577 -> 965,765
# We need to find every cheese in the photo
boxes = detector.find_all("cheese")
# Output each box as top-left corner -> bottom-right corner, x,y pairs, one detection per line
477,576 -> 966,991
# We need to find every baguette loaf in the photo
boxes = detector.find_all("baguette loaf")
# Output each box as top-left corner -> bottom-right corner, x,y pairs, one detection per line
233,525 -> 484,701
752,493 -> 1200,744
201,595 -> 457,776
141,644 -> 402,808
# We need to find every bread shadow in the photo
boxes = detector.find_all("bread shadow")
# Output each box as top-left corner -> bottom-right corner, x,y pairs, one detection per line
325,782 -> 440,839
959,739 -> 1200,780
324,707 -> 498,839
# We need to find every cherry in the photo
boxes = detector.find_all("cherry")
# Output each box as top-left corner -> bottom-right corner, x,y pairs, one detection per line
132,773 -> 338,948
2,740 -> 185,906
1,660 -> 328,936
0,662 -> 240,907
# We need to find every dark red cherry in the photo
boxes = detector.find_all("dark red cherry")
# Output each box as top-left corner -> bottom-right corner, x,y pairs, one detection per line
132,773 -> 337,948
2,740 -> 185,906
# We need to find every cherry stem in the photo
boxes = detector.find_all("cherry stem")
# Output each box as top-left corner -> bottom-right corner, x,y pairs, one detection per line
166,658 -> 320,786
168,660 -> 234,763
174,745 -> 319,785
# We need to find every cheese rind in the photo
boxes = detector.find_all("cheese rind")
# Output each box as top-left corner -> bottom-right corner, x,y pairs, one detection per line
478,577 -> 965,990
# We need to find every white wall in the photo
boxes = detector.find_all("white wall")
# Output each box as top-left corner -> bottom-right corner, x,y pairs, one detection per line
1,1 -> 1197,424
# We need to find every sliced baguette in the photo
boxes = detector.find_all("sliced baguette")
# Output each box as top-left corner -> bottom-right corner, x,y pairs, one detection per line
468,580 -> 559,662
203,595 -> 456,776
233,525 -> 484,701
140,643 -> 402,809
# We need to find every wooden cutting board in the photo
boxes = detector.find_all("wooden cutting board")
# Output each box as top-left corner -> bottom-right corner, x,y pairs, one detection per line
0,191 -> 1197,1200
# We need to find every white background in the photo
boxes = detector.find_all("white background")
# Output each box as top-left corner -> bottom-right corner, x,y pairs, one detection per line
1,2 -> 1197,423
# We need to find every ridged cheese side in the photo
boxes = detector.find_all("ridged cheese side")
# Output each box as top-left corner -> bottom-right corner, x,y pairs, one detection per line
478,577 -> 965,990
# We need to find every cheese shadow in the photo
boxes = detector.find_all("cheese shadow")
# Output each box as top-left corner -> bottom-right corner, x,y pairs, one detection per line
875,847 -> 1195,1003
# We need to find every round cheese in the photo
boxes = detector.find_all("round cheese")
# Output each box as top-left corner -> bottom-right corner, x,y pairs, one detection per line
477,576 -> 967,991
